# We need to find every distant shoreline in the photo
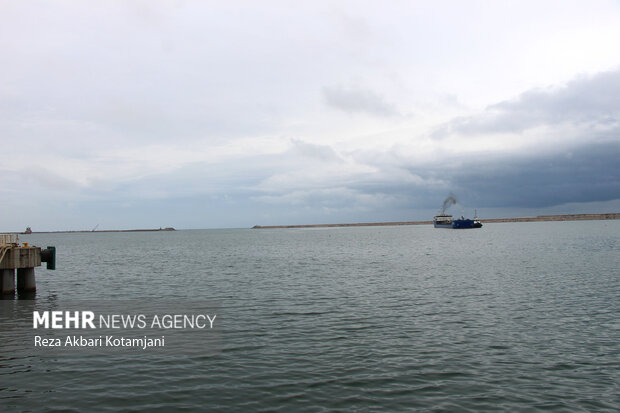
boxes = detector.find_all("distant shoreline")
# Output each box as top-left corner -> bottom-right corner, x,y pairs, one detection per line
252,213 -> 620,229
4,213 -> 619,233
12,228 -> 176,235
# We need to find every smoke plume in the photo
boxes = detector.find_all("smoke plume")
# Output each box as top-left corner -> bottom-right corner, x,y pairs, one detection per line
441,193 -> 457,214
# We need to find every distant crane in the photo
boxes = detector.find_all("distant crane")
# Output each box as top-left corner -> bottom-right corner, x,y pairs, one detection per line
92,224 -> 99,232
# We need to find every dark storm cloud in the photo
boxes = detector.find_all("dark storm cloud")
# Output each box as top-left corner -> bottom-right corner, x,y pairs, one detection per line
322,85 -> 399,116
434,68 -> 620,137
404,140 -> 620,209
415,68 -> 620,210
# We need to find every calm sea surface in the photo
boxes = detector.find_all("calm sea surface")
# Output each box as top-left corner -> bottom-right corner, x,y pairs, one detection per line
1,221 -> 619,412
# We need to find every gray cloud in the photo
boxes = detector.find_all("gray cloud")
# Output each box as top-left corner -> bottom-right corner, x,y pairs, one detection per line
396,140 -> 620,210
322,85 -> 399,116
1,167 -> 81,192
3,3 -> 620,230
434,68 -> 620,137
12,137 -> 617,229
416,69 -> 620,210
289,139 -> 343,163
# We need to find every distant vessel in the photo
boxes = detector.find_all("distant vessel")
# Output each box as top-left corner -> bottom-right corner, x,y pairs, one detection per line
433,214 -> 481,229
433,195 -> 482,229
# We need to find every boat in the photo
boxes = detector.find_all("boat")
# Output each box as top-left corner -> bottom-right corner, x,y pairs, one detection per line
433,195 -> 482,229
433,214 -> 482,229
433,214 -> 481,229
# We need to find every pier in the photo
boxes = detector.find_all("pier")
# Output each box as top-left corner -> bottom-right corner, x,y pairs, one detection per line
0,234 -> 55,295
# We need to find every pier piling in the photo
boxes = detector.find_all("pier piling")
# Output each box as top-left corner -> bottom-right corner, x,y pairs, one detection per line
1,269 -> 15,294
17,267 -> 36,292
0,234 -> 55,295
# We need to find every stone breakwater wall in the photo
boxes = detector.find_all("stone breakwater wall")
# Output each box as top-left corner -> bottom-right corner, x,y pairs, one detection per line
484,213 -> 620,223
253,221 -> 433,229
253,213 -> 620,229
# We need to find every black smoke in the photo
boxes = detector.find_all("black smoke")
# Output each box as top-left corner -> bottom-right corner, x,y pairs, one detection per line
441,193 -> 457,214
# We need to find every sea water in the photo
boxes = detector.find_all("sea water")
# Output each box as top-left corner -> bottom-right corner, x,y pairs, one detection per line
1,221 -> 618,411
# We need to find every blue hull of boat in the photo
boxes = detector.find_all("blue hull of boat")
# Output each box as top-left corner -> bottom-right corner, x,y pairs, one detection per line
433,219 -> 481,229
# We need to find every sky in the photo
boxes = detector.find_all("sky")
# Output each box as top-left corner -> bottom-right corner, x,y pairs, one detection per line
1,0 -> 619,230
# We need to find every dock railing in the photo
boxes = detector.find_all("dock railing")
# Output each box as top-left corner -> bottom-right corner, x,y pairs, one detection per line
0,233 -> 19,247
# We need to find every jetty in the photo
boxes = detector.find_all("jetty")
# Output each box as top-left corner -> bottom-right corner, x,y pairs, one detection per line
14,227 -> 176,235
0,234 -> 55,295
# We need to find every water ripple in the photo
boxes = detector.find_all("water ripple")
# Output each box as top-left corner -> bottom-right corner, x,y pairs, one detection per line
1,223 -> 619,411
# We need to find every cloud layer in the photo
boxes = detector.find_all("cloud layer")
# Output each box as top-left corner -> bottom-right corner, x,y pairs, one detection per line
435,70 -> 620,137
323,85 -> 399,116
1,1 -> 620,230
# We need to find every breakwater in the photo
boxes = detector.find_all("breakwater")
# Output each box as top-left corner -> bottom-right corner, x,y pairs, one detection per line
16,228 -> 176,235
252,213 -> 620,229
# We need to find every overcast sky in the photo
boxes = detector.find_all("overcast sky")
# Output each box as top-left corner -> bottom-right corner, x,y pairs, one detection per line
1,0 -> 619,230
